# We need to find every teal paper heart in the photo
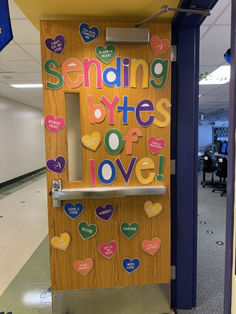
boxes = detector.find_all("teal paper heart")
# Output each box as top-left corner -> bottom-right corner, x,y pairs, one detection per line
78,221 -> 98,240
96,45 -> 116,64
120,222 -> 139,239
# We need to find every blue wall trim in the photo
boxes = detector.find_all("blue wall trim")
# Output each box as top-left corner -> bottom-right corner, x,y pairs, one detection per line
171,0 -> 218,310
224,0 -> 236,313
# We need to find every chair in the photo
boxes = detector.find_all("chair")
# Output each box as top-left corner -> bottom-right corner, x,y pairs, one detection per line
212,157 -> 227,196
201,155 -> 217,188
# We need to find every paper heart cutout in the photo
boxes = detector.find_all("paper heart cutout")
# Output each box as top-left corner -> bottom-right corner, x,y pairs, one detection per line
144,201 -> 163,218
96,45 -> 116,64
45,34 -> 65,55
142,238 -> 161,256
64,202 -> 84,220
73,258 -> 93,275
122,258 -> 140,274
95,203 -> 114,221
148,137 -> 166,155
81,132 -> 101,151
44,115 -> 65,133
98,240 -> 117,259
51,232 -> 70,251
150,36 -> 170,56
120,222 -> 139,239
46,156 -> 65,174
79,22 -> 100,43
78,221 -> 98,240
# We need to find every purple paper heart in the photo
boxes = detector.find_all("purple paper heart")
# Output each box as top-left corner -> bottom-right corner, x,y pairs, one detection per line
95,203 -> 114,221
45,34 -> 65,55
46,156 -> 65,174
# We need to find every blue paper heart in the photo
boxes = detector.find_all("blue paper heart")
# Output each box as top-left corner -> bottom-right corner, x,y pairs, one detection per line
79,22 -> 100,43
64,202 -> 84,219
122,258 -> 140,274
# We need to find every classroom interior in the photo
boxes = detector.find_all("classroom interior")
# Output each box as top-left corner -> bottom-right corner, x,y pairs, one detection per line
0,0 -> 232,313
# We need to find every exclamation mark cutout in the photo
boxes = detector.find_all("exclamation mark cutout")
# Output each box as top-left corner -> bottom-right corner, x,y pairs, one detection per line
157,156 -> 165,182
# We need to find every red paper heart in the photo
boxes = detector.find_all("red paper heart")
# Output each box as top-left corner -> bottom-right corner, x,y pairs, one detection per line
45,115 -> 65,133
148,137 -> 166,155
150,36 -> 170,56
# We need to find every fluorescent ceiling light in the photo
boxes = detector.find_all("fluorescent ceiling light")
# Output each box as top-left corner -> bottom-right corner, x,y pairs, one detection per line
199,65 -> 230,85
11,83 -> 43,88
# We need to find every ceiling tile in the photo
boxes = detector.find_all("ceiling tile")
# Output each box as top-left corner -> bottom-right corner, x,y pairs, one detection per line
0,45 -> 33,61
202,0 -> 231,26
21,44 -> 41,61
11,20 -> 40,44
200,83 -> 230,97
200,25 -> 230,66
215,4 -> 231,25
200,26 -> 209,39
3,60 -> 41,73
20,72 -> 42,82
8,0 -> 26,19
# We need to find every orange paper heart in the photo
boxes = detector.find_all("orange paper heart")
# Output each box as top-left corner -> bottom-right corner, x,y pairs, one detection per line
73,258 -> 93,276
150,36 -> 170,56
51,232 -> 70,251
142,238 -> 161,256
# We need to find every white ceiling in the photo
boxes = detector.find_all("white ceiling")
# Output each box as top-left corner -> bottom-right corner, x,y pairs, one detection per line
0,0 -> 231,113
199,0 -> 231,114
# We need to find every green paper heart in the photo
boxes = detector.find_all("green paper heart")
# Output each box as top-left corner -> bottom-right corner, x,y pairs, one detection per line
96,45 -> 116,64
78,221 -> 98,240
120,222 -> 139,239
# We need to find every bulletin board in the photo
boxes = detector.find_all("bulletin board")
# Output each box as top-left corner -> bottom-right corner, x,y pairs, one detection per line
40,20 -> 171,291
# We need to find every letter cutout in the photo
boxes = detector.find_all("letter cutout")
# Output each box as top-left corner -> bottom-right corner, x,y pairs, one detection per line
44,59 -> 63,90
84,58 -> 102,88
117,96 -> 135,124
154,98 -> 171,128
98,160 -> 116,184
62,58 -> 83,88
130,59 -> 148,88
103,57 -> 121,87
136,99 -> 154,127
157,156 -> 165,182
104,129 -> 123,154
124,128 -> 143,155
88,95 -> 106,123
150,59 -> 169,89
135,157 -> 155,184
116,157 -> 137,184
123,58 -> 130,87
89,159 -> 96,186
101,95 -> 119,125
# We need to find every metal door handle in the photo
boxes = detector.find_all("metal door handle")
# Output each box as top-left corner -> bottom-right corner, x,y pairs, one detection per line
51,180 -> 166,207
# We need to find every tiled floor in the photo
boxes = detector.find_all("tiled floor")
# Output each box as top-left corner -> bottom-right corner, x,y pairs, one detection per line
0,172 -> 48,296
0,172 -> 226,314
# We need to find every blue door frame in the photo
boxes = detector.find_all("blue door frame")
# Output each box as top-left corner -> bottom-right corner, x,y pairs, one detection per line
171,0 -> 218,309
224,1 -> 236,313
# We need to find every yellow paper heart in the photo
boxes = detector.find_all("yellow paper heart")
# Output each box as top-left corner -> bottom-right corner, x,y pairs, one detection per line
81,132 -> 101,151
51,232 -> 70,251
144,201 -> 163,218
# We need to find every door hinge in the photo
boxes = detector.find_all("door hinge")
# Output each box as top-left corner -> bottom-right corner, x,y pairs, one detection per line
170,159 -> 176,175
171,265 -> 176,280
171,45 -> 177,62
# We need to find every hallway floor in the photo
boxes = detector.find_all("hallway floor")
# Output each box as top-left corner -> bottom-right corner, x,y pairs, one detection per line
0,172 -> 226,314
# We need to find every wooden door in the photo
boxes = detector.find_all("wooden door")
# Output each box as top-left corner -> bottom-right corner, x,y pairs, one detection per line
40,20 -> 171,291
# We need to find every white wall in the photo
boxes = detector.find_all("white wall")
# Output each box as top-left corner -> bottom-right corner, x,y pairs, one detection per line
0,96 -> 45,183
198,122 -> 212,151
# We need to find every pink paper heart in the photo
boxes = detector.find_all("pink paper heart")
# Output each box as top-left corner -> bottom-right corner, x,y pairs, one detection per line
98,241 -> 117,259
45,115 -> 65,133
148,137 -> 166,155
150,36 -> 170,56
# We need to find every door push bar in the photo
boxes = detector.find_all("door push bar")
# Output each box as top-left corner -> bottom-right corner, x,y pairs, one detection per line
51,180 -> 167,208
